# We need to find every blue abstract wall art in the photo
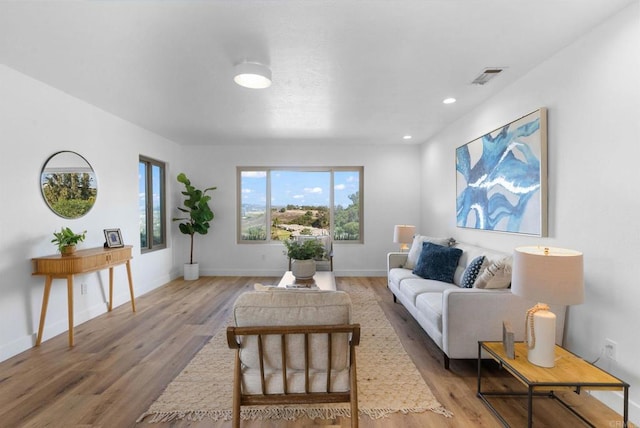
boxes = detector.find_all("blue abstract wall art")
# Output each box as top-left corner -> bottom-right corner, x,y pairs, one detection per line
456,108 -> 547,236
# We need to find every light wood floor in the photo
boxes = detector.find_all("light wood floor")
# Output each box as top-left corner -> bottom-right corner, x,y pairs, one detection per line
0,276 -> 628,427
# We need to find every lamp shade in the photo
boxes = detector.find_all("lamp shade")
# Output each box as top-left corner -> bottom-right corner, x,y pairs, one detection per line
393,225 -> 415,245
511,246 -> 584,305
233,61 -> 272,89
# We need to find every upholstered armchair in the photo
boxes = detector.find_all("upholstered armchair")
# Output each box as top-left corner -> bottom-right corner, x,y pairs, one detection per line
287,234 -> 334,271
226,289 -> 360,428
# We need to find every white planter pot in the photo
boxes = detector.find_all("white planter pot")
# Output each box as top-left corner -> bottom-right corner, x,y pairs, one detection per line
291,259 -> 316,280
184,262 -> 199,280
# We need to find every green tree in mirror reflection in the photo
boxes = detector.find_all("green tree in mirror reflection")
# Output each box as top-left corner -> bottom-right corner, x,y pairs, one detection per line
42,173 -> 97,218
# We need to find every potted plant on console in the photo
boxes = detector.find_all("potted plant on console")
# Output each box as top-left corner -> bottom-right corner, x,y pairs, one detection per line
52,227 -> 86,256
172,173 -> 216,280
283,238 -> 325,280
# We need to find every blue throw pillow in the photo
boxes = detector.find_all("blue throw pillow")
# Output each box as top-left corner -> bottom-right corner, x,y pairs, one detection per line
460,255 -> 486,288
412,242 -> 463,284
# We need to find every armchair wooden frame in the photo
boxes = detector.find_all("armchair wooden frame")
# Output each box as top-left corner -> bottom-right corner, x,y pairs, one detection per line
227,323 -> 361,428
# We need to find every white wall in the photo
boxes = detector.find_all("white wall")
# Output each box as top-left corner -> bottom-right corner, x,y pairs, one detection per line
421,3 -> 640,421
0,65 -> 423,362
170,143 -> 422,278
0,65 -> 180,361
3,4 -> 635,420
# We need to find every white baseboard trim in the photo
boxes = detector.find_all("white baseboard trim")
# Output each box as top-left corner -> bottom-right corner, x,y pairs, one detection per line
0,274 -> 172,364
589,390 -> 639,427
0,336 -> 34,363
0,300 -> 109,363
198,269 -> 388,277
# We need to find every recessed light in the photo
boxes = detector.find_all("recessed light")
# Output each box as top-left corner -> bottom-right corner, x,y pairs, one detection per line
234,61 -> 272,89
443,97 -> 456,104
403,135 -> 412,140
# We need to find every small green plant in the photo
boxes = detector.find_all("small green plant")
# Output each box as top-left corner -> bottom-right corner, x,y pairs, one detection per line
283,238 -> 325,260
172,173 -> 216,264
51,227 -> 86,251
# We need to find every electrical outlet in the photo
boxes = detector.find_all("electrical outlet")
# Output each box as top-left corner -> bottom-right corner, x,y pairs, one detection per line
605,339 -> 617,360
81,283 -> 87,295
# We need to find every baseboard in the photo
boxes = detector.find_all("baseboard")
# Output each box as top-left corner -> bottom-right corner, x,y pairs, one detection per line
0,273 -> 171,364
0,335 -> 34,363
199,268 -> 388,277
332,269 -> 387,277
0,300 -> 109,363
589,390 -> 640,426
199,268 -> 284,277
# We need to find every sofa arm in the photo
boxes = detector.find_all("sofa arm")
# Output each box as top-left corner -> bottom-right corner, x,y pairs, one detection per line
387,252 -> 408,271
441,288 -> 566,359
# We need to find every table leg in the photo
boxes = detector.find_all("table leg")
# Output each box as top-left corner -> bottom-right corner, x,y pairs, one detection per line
126,260 -> 136,312
35,276 -> 53,346
477,342 -> 483,395
624,386 -> 629,428
66,275 -> 74,347
528,386 -> 533,428
108,267 -> 114,311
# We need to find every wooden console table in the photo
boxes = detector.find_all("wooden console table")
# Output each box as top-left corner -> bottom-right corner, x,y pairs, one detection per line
32,245 -> 136,347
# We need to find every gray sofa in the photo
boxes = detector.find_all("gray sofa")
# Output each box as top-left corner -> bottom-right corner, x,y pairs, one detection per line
387,237 -> 566,368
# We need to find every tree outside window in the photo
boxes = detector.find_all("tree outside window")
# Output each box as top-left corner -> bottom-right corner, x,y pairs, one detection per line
238,167 -> 362,243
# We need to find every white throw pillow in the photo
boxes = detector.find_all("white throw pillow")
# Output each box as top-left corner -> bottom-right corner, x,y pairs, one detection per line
474,257 -> 512,289
405,235 -> 454,269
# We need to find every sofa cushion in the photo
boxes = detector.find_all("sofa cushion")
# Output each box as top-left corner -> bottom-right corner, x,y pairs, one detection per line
452,243 -> 511,286
388,267 -> 421,288
475,257 -> 512,289
415,292 -> 444,333
405,235 -> 454,269
413,242 -> 463,284
399,277 -> 457,305
460,255 -> 486,288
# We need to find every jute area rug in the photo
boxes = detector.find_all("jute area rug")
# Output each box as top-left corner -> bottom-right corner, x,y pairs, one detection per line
137,282 -> 453,423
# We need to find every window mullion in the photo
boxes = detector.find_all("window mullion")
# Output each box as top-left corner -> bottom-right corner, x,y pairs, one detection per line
146,164 -> 154,249
329,169 -> 335,238
266,169 -> 272,242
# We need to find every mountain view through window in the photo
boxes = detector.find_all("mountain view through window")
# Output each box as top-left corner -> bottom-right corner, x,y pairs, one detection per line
239,167 -> 362,243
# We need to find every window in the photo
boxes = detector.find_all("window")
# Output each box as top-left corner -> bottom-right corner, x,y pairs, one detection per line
238,167 -> 363,243
139,156 -> 166,252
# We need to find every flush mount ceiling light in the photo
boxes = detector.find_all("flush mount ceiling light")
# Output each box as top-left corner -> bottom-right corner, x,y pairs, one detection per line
443,97 -> 457,104
233,61 -> 272,89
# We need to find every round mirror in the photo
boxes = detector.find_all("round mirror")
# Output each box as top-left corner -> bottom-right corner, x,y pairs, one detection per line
40,151 -> 97,219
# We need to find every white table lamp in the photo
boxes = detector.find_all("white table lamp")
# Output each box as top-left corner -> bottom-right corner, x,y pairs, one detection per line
511,246 -> 584,367
393,225 -> 415,252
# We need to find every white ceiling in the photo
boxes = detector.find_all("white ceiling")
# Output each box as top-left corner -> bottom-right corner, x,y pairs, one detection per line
0,0 -> 634,146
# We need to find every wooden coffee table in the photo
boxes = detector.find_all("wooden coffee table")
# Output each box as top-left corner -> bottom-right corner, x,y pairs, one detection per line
278,271 -> 336,291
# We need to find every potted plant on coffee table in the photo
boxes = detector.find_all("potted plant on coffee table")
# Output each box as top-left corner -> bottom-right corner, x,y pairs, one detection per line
51,227 -> 86,256
283,238 -> 326,280
172,173 -> 216,280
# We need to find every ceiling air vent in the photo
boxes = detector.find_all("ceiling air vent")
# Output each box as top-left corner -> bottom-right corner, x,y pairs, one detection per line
471,68 -> 504,85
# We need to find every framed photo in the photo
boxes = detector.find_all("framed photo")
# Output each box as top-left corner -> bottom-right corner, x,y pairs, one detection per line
502,321 -> 515,359
456,108 -> 548,236
104,228 -> 124,248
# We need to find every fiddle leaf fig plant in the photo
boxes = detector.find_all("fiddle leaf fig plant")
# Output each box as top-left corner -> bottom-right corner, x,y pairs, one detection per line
172,173 -> 216,265
51,227 -> 86,252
